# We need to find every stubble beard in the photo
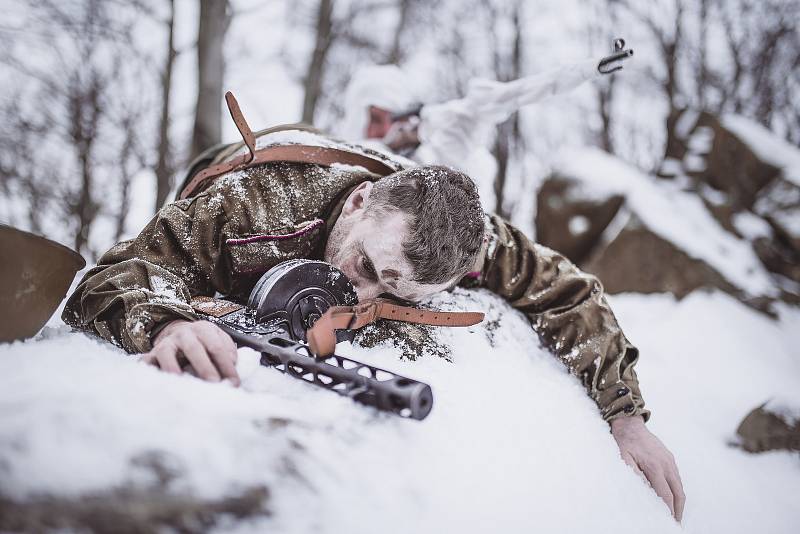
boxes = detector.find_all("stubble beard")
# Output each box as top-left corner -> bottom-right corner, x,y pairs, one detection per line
323,215 -> 353,270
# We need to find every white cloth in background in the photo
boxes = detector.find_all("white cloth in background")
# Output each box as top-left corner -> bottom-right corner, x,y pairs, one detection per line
340,65 -> 419,142
340,60 -> 601,206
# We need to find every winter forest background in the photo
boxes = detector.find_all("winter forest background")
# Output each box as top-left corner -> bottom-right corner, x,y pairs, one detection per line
1,0 -> 797,259
2,1 -> 800,533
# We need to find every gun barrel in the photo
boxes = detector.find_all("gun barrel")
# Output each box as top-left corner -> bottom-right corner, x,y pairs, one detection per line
219,323 -> 433,420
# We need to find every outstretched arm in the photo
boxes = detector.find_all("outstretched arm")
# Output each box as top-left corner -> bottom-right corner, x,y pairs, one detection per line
464,214 -> 684,520
426,39 -> 634,132
62,185 -> 239,382
414,42 -> 632,180
466,215 -> 647,420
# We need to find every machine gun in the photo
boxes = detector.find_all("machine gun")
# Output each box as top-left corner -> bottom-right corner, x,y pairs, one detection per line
190,260 -> 483,421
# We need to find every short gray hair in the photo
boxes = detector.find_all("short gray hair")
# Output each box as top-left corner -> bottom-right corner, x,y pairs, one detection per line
367,166 -> 485,285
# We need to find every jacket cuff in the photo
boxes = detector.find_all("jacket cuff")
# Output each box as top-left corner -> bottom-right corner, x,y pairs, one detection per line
123,301 -> 199,353
599,383 -> 650,423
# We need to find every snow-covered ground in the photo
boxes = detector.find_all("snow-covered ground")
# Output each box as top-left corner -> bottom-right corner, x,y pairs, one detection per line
1,283 -> 798,533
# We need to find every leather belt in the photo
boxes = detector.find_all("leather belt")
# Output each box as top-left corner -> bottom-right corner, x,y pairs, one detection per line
179,92 -> 399,199
306,299 -> 484,357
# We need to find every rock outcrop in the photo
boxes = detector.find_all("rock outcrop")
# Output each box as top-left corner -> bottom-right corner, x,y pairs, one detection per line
535,112 -> 800,309
535,177 -> 624,266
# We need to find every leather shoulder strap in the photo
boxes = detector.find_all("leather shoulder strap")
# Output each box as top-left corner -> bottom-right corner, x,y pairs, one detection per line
225,92 -> 256,163
179,92 -> 399,200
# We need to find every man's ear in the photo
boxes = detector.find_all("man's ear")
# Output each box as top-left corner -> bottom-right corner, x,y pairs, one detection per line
341,181 -> 374,218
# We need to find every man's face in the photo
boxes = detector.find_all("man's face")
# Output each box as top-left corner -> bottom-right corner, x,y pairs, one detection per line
324,182 -> 454,302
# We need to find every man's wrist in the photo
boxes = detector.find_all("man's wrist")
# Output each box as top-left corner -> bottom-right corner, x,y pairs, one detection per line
151,319 -> 191,345
610,414 -> 646,434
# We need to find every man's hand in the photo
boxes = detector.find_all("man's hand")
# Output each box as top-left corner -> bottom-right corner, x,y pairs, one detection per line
142,320 -> 240,386
611,415 -> 685,521
382,119 -> 420,152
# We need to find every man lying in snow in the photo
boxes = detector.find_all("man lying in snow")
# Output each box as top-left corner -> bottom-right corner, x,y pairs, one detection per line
62,96 -> 684,521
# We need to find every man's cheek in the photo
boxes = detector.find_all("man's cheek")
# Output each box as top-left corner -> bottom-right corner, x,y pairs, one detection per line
326,243 -> 347,270
335,255 -> 359,286
327,244 -> 363,290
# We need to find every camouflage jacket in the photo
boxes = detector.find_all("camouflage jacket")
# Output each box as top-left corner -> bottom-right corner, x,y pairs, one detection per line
62,128 -> 648,422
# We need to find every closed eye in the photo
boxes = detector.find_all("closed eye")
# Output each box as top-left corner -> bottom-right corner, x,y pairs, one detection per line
357,244 -> 378,281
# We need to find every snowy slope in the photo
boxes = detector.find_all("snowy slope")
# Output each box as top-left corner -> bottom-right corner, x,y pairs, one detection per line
1,286 -> 799,533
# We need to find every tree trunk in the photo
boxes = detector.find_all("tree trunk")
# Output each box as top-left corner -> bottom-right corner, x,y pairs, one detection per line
302,0 -> 334,125
660,1 -> 684,171
69,75 -> 101,256
492,120 -> 512,217
597,76 -> 616,153
155,0 -> 177,210
697,0 -> 709,109
115,120 -> 134,242
190,0 -> 229,161
386,0 -> 412,64
490,1 -> 522,218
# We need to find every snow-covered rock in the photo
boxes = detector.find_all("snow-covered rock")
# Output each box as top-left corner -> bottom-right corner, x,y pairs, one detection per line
659,111 -> 785,211
536,148 -> 777,304
535,175 -> 624,265
720,114 -> 800,189
752,178 -> 800,286
661,110 -> 800,290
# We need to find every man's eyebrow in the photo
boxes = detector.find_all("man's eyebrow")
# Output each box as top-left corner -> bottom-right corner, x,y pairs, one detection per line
381,268 -> 401,279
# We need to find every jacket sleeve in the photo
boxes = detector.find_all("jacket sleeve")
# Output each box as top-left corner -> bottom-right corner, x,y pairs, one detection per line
465,214 -> 649,422
62,193 -> 234,353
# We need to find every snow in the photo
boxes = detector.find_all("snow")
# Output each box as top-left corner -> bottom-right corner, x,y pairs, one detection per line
683,153 -> 707,173
568,214 -> 590,235
699,183 -> 728,206
731,211 -> 772,241
609,292 -> 800,534
753,179 -> 800,238
765,397 -> 800,427
674,110 -> 699,140
555,147 -> 777,297
149,275 -> 184,305
2,283 -> 799,533
686,126 -> 714,154
721,114 -> 800,187
773,208 -> 800,237
659,157 -> 683,177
